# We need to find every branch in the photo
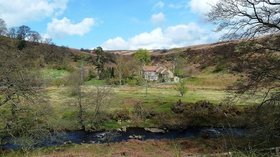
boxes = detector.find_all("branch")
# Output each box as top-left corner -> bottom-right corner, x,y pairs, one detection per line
266,0 -> 280,5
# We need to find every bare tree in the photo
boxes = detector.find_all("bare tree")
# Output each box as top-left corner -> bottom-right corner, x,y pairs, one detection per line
28,31 -> 41,43
209,0 -> 280,99
0,49 -> 43,107
209,0 -> 280,140
208,0 -> 280,40
66,64 -> 86,130
91,86 -> 113,119
0,47 -> 53,151
83,86 -> 114,130
0,18 -> 7,36
8,27 -> 17,38
42,37 -> 53,44
16,25 -> 31,40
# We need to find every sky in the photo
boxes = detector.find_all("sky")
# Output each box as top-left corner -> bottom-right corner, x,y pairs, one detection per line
0,0 -> 221,50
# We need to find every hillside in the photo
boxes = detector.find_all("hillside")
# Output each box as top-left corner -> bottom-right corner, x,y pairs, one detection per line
0,35 -> 249,70
106,40 -> 240,70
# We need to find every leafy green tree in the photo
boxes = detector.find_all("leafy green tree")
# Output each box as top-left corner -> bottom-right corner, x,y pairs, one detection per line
175,79 -> 187,97
134,48 -> 151,65
115,56 -> 141,85
94,46 -> 107,79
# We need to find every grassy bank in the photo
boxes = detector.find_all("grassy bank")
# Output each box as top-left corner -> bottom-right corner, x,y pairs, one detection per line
4,138 -> 277,157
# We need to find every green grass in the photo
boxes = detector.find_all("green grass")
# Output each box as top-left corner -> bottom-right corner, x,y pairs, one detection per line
41,68 -> 70,80
42,85 -> 231,130
85,79 -> 106,86
102,120 -> 121,130
115,86 -> 227,104
184,67 -> 239,90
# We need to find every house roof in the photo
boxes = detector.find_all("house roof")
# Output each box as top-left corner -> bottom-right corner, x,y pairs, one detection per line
143,66 -> 158,72
143,65 -> 172,74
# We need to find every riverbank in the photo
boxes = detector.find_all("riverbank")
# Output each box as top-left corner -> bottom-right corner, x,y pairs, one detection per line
3,137 -> 278,157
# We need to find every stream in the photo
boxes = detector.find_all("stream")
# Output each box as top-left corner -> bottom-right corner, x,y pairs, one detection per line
0,127 -> 247,150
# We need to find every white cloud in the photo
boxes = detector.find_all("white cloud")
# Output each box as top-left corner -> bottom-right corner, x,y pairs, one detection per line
102,37 -> 129,50
0,0 -> 68,26
189,0 -> 219,15
154,1 -> 165,9
151,12 -> 165,25
102,23 -> 218,50
47,17 -> 95,38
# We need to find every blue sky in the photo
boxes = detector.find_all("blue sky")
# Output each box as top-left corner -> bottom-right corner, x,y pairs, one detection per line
0,0 -> 220,50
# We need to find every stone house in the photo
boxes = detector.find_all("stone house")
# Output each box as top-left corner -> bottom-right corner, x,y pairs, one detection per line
142,65 -> 176,82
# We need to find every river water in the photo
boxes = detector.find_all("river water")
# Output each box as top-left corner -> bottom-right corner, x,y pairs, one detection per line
0,127 -> 247,150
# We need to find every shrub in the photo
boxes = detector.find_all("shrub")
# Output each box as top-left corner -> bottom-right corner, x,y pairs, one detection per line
112,108 -> 130,121
127,79 -> 138,86
175,79 -> 187,97
171,99 -> 186,114
132,103 -> 151,120
52,78 -> 66,87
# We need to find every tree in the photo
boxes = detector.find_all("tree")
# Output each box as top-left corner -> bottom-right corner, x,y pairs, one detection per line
0,49 -> 43,107
173,55 -> 187,77
115,56 -> 141,85
208,0 -> 280,40
134,49 -> 151,65
8,27 -> 17,38
175,79 -> 187,97
90,86 -> 113,120
94,46 -> 107,79
0,18 -> 7,36
43,37 -> 53,44
0,48 -> 52,151
67,64 -> 86,130
28,31 -> 41,43
115,57 -> 127,85
209,0 -> 280,140
209,0 -> 280,102
16,25 -> 31,40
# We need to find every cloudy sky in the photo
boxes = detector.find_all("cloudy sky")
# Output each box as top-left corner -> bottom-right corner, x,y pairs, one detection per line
0,0 -> 221,50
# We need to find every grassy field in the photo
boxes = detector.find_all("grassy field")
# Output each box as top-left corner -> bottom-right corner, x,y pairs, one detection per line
0,68 -> 259,131
43,85 -> 230,130
25,67 -> 259,131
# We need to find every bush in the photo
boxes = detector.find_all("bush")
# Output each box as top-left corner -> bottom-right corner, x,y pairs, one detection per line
132,103 -> 151,120
86,68 -> 97,81
127,79 -> 138,86
106,78 -> 120,85
112,108 -> 130,121
171,99 -> 186,114
175,79 -> 187,97
52,78 -> 66,87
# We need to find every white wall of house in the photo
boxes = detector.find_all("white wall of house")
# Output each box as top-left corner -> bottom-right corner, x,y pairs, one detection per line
144,72 -> 158,81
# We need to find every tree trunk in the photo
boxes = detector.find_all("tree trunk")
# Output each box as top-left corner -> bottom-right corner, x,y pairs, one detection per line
78,62 -> 85,131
